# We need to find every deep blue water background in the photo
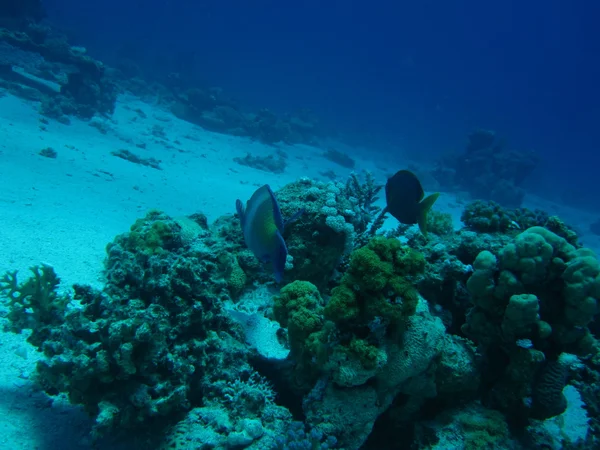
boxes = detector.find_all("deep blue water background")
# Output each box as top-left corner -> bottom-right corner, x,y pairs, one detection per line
43,0 -> 600,207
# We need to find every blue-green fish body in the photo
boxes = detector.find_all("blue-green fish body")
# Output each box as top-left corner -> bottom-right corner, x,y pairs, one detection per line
236,185 -> 303,283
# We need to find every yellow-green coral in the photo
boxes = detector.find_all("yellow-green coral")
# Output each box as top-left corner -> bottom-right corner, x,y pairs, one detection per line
227,257 -> 247,297
325,237 -> 424,326
127,212 -> 178,255
347,337 -> 380,370
274,281 -> 324,359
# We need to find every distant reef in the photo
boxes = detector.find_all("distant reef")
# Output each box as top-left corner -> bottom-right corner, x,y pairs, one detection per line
0,0 -> 46,30
0,2 -> 118,122
0,7 -> 327,146
432,129 -> 540,208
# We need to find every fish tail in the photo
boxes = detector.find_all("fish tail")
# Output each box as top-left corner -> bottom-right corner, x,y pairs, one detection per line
417,192 -> 440,236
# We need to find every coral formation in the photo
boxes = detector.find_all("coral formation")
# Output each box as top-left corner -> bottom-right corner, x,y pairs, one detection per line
434,129 -> 539,207
172,88 -> 322,145
233,152 -> 287,174
0,27 -> 118,120
2,174 -> 599,449
273,176 -> 380,288
322,148 -> 355,169
461,199 -> 580,247
462,226 -> 599,420
0,0 -> 45,30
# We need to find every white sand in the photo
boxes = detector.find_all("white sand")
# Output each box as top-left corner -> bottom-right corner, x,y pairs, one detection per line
0,91 -> 598,448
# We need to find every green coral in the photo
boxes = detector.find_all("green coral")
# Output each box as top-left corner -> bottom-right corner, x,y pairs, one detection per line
347,337 -> 381,370
461,200 -> 519,233
562,248 -> 600,326
462,226 -> 600,421
274,238 -> 426,389
226,256 -> 247,298
325,236 -> 424,326
125,210 -> 181,254
465,226 -> 599,346
274,281 -> 324,360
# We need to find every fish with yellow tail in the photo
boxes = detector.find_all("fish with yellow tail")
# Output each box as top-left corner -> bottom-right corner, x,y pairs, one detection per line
236,185 -> 304,283
384,169 -> 440,236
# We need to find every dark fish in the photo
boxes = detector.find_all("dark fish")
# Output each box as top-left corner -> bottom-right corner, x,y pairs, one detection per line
384,170 -> 440,236
236,185 -> 303,283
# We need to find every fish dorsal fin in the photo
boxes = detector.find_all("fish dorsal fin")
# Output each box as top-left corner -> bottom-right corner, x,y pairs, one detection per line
236,199 -> 246,227
417,192 -> 440,236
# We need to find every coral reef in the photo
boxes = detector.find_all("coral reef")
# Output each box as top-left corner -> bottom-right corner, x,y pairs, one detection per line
273,176 -> 381,288
2,175 -> 599,449
1,211 -> 263,439
0,0 -> 45,30
462,227 -> 599,420
171,87 -> 322,145
322,148 -> 355,169
461,199 -> 580,246
434,129 -> 539,207
233,152 -> 287,174
0,27 -> 118,120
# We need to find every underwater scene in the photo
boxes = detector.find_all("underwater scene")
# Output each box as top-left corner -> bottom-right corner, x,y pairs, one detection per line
1,1 -> 599,449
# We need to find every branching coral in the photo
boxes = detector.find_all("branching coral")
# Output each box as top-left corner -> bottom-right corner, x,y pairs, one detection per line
0,264 -> 68,346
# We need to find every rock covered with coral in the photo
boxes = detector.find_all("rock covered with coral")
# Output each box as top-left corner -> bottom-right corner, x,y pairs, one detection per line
0,210 -> 274,441
273,174 -> 381,288
271,237 -> 481,449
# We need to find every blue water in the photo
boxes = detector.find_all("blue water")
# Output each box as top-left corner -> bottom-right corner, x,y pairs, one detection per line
44,0 -> 600,203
